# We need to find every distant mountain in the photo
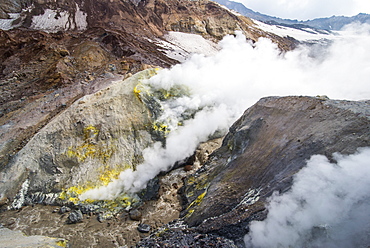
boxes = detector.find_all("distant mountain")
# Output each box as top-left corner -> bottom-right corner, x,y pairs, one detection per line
305,13 -> 370,30
213,0 -> 370,30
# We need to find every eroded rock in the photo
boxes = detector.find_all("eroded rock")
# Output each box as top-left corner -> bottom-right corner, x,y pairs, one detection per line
0,69 -> 159,205
180,96 -> 370,244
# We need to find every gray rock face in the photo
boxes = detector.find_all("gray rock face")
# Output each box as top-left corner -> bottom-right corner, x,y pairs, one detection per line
180,96 -> 370,244
0,0 -> 29,19
0,69 -> 158,205
0,226 -> 67,248
0,0 -> 28,13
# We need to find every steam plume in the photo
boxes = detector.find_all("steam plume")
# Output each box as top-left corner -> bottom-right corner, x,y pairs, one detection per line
245,147 -> 370,248
80,23 -> 370,201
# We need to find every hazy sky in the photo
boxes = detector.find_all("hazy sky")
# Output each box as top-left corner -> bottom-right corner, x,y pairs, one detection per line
233,0 -> 370,20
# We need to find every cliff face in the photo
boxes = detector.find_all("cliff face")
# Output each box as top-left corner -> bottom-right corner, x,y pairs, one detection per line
0,0 -> 297,46
0,0 -> 29,18
0,69 -> 159,203
178,96 -> 370,245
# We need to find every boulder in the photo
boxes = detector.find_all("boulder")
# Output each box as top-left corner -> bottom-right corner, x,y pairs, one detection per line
129,209 -> 142,221
137,223 -> 151,233
67,210 -> 83,224
180,96 -> 370,244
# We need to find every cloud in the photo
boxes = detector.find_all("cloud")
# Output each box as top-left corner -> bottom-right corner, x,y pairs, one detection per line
234,0 -> 370,20
245,147 -> 370,248
81,24 -> 370,201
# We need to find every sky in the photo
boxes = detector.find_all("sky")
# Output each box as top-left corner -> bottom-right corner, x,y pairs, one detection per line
233,0 -> 370,20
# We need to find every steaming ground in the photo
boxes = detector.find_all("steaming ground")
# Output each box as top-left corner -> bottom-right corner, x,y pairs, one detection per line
80,23 -> 370,208
245,148 -> 370,248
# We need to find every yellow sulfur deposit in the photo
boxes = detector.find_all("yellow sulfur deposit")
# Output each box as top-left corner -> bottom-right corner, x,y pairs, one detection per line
66,125 -> 114,163
56,240 -> 68,247
152,121 -> 170,134
59,164 -> 131,205
186,191 -> 207,210
83,125 -> 99,140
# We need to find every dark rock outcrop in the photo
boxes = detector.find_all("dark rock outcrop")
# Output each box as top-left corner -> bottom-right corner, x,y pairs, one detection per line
179,96 -> 370,245
136,225 -> 238,247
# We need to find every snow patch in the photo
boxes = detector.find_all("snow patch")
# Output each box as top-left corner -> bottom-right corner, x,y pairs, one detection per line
9,179 -> 29,210
155,31 -> 220,62
31,4 -> 87,32
0,13 -> 21,30
253,20 -> 338,42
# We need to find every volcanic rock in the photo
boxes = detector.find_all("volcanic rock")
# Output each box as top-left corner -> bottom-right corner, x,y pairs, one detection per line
0,0 -> 296,189
0,69 -> 159,203
0,0 -> 306,247
137,223 -> 151,233
58,206 -> 71,214
129,209 -> 142,221
67,209 -> 83,224
136,226 -> 238,247
180,96 -> 370,245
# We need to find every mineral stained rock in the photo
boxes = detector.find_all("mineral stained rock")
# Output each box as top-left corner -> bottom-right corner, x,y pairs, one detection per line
0,69 -> 158,204
180,96 -> 370,245
0,0 -> 296,206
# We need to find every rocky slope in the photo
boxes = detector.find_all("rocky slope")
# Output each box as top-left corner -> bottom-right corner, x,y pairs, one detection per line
1,0 -> 367,248
0,226 -> 67,248
0,0 -> 296,246
0,69 -> 158,204
0,0 -> 296,176
2,94 -> 368,247
140,96 -> 370,247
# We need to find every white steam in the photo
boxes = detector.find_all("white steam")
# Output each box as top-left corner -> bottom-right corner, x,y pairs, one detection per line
80,106 -> 232,200
80,23 -> 370,201
245,147 -> 370,248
